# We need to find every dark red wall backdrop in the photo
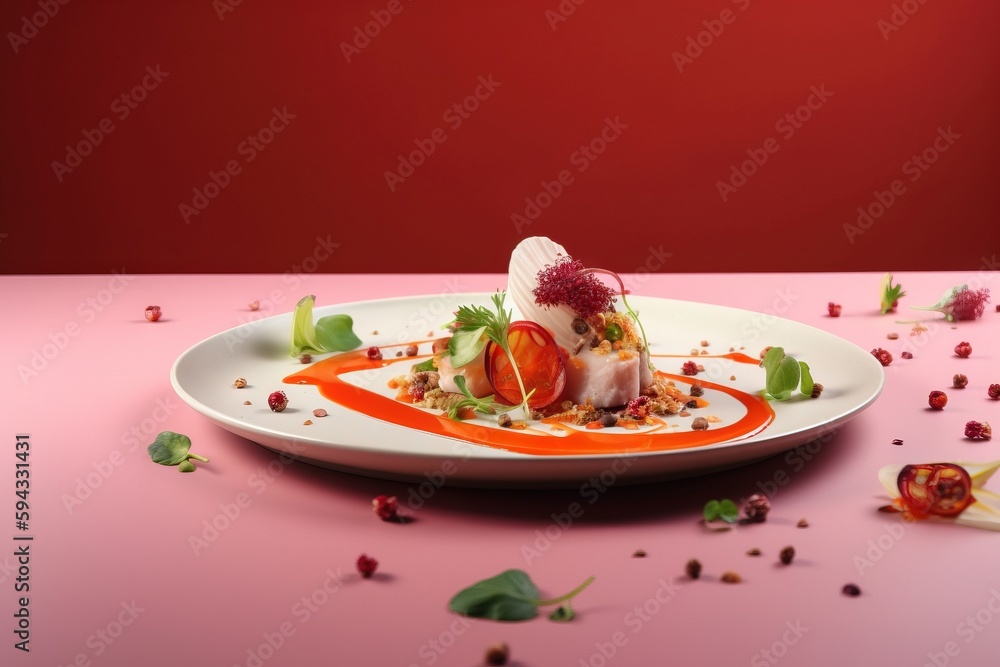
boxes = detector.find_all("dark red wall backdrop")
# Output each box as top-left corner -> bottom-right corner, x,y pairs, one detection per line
1,1 -> 998,275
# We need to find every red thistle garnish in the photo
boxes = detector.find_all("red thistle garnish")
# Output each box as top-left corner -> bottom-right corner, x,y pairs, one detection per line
372,495 -> 399,521
912,285 -> 990,321
534,257 -> 616,319
870,348 -> 893,366
965,421 -> 992,440
356,553 -> 378,578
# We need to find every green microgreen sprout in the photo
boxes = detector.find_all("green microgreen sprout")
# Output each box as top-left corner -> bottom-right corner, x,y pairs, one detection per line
704,499 -> 740,524
760,347 -> 815,401
587,268 -> 653,371
290,295 -> 362,357
449,292 -> 533,421
449,569 -> 595,622
147,431 -> 209,473
447,375 -> 532,421
880,273 -> 906,315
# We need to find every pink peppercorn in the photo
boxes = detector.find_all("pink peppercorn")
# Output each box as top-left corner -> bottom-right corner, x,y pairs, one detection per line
367,346 -> 383,361
928,391 -> 947,410
989,384 -> 1000,400
955,342 -> 973,358
144,305 -> 162,322
827,302 -> 842,317
372,495 -> 399,521
357,554 -> 378,578
871,348 -> 893,366
267,391 -> 288,412
681,361 -> 699,376
743,494 -> 771,523
965,421 -> 992,440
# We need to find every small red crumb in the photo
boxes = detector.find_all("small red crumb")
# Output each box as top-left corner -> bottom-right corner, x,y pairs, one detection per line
681,361 -> 699,376
965,421 -> 992,440
900,351 -> 913,359
797,518 -> 809,528
485,642 -> 510,666
928,390 -> 947,410
886,332 -> 899,340
366,346 -> 383,361
372,495 -> 399,521
953,374 -> 968,389
827,302 -> 842,317
842,583 -> 861,597
313,408 -> 328,417
891,438 -> 903,446
955,342 -> 973,358
144,305 -> 161,322
267,391 -> 288,412
299,354 -> 312,364
243,400 -> 251,405
989,384 -> 1000,400
249,300 -> 260,311
356,554 -> 378,578
871,348 -> 893,366
405,344 -> 418,357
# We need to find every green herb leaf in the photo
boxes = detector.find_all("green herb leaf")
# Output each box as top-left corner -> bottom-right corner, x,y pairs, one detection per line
147,431 -> 209,472
880,273 -> 906,315
761,347 -> 800,401
449,569 -> 594,622
799,361 -> 814,397
290,295 -> 361,357
704,499 -> 739,523
412,358 -> 437,373
703,499 -> 721,522
447,326 -> 487,367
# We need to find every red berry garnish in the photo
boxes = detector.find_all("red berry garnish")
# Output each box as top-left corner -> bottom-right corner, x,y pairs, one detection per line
965,421 -> 992,440
900,351 -> 913,359
372,495 -> 399,521
267,390 -> 288,412
928,390 -> 947,410
989,384 -> 1000,400
743,494 -> 771,523
681,361 -> 699,376
954,342 -> 972,358
145,305 -> 162,322
953,374 -> 969,389
366,346 -> 383,361
827,302 -> 842,317
625,395 -> 651,419
356,553 -> 378,578
871,348 -> 893,366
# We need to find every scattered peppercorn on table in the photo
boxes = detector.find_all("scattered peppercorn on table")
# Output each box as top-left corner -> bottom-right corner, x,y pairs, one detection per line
2,270 -> 998,666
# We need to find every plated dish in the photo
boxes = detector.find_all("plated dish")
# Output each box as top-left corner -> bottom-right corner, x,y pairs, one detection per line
171,291 -> 885,487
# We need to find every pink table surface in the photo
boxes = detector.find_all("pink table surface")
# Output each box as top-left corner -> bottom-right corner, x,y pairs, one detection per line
2,270 -> 999,667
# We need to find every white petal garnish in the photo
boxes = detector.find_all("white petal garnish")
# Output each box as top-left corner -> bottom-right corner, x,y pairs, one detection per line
507,236 -> 592,353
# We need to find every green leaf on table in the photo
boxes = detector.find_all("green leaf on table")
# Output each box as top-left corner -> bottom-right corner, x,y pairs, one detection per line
147,431 -> 209,472
448,569 -> 594,622
290,295 -> 361,357
704,498 -> 739,523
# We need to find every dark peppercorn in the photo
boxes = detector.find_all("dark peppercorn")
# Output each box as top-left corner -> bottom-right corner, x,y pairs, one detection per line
685,559 -> 702,579
780,546 -> 795,565
842,583 -> 861,597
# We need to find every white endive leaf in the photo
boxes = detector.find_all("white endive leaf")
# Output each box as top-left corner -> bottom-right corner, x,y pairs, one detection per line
878,461 -> 1000,531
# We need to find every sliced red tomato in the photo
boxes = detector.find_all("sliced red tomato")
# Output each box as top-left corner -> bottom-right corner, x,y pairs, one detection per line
897,463 -> 974,519
485,321 -> 567,409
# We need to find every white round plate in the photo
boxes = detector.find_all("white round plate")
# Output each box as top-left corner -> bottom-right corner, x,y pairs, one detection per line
170,293 -> 884,488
